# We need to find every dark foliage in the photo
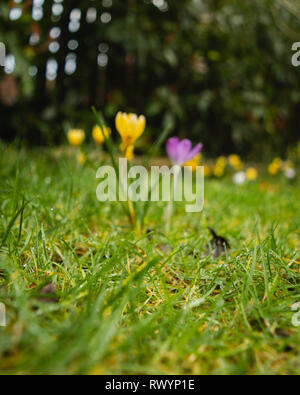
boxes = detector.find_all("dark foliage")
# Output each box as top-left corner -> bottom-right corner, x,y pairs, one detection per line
0,0 -> 300,158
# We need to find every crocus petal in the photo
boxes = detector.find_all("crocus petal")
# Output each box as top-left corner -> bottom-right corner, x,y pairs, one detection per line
117,111 -> 146,160
176,139 -> 193,164
185,143 -> 203,162
116,112 -> 126,138
166,137 -> 180,163
68,129 -> 85,147
166,137 -> 204,166
137,115 -> 146,138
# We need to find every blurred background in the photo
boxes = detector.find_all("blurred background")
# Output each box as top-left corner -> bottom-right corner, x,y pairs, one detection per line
0,0 -> 299,159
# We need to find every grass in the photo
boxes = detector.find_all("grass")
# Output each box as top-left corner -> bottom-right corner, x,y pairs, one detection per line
0,143 -> 299,375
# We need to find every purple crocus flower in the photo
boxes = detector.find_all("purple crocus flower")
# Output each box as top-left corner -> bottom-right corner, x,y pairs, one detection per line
166,137 -> 203,166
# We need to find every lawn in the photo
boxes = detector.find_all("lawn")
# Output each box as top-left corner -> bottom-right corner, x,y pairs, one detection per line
0,144 -> 299,375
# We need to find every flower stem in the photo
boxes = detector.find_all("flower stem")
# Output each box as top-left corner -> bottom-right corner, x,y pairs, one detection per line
165,166 -> 181,233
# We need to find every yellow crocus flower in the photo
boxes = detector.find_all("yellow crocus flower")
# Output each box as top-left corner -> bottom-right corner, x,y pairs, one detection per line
229,154 -> 243,170
268,162 -> 280,175
268,157 -> 282,175
213,156 -> 226,177
115,112 -> 146,160
68,129 -> 85,147
213,164 -> 225,178
92,125 -> 111,145
216,156 -> 227,168
246,167 -> 258,181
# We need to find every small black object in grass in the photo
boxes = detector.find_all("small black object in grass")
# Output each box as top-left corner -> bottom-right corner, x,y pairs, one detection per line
249,318 -> 265,332
146,228 -> 153,241
205,227 -> 230,258
274,329 -> 294,352
274,328 -> 290,339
